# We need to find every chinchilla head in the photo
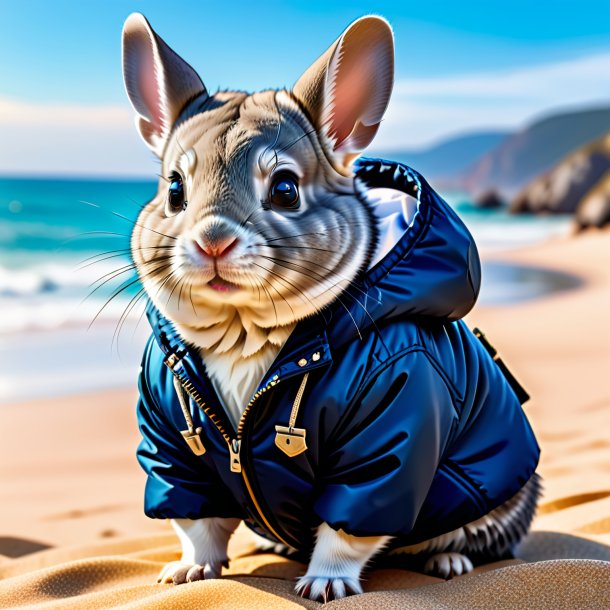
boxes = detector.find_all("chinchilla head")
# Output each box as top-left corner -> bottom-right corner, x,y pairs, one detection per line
122,13 -> 394,348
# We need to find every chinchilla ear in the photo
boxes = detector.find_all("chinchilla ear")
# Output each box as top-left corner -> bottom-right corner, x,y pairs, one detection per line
122,13 -> 207,156
292,16 -> 394,170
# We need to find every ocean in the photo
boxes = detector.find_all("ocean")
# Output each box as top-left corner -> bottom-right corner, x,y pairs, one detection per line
0,176 -> 574,403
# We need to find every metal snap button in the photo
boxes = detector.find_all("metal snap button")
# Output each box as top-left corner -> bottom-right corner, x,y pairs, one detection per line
312,352 -> 320,362
298,358 -> 307,367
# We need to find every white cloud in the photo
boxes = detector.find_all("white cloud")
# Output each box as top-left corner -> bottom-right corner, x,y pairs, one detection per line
0,97 -> 132,128
0,97 -> 156,176
1,52 -> 609,174
371,52 -> 610,151
394,53 -> 610,100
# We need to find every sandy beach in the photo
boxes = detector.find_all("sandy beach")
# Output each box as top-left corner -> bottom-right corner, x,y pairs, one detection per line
469,229 -> 610,548
1,228 -> 609,608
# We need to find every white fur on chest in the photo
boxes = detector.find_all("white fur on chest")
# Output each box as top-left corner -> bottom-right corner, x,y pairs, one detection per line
202,342 -> 284,428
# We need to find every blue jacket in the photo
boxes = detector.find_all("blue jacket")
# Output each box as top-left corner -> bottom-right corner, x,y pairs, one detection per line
136,158 -> 540,551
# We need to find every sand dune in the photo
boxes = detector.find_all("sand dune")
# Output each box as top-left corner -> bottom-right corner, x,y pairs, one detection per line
0,229 -> 609,607
0,533 -> 609,608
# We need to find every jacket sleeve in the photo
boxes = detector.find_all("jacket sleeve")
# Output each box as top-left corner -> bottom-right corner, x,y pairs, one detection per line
314,349 -> 458,538
136,337 -> 242,520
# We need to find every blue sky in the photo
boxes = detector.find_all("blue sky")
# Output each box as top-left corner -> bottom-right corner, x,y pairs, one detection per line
1,0 -> 609,176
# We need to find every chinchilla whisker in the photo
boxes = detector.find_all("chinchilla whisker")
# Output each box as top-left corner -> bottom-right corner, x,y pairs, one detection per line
177,274 -> 190,312
150,259 -> 187,302
137,261 -> 176,285
154,269 -> 181,300
245,273 -> 257,294
80,200 -> 178,242
323,286 -> 364,340
131,294 -> 152,339
64,230 -> 133,245
237,204 -> 265,232
260,255 -> 380,304
260,257 -> 363,339
125,289 -> 151,340
265,231 -> 331,244
117,285 -> 148,333
275,127 -> 318,156
253,275 -> 280,327
269,267 -> 332,325
84,258 -> 171,312
126,196 -> 154,211
80,244 -> 174,263
121,257 -> 175,288
262,244 -> 336,253
77,246 -> 174,270
166,266 -> 188,309
254,263 -> 330,320
176,136 -> 187,157
252,262 -> 326,320
88,275 -> 144,330
165,270 -> 184,305
252,276 -> 277,325
254,269 -> 296,319
112,286 -> 149,352
188,283 -> 198,317
254,280 -> 261,304
263,221 -> 370,244
88,263 -> 137,291
77,250 -> 132,268
244,274 -> 263,304
90,255 -> 174,289
254,278 -> 279,326
165,275 -> 181,308
290,260 -> 380,336
117,211 -> 179,242
80,246 -> 132,258
257,106 -> 283,174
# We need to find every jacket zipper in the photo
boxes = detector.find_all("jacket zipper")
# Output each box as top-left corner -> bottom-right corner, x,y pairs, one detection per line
166,353 -> 290,546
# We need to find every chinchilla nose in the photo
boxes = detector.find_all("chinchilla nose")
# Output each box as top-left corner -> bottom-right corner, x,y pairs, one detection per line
194,217 -> 241,259
197,236 -> 239,258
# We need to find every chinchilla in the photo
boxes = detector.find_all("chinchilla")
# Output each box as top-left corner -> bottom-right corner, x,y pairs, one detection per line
122,13 -> 541,602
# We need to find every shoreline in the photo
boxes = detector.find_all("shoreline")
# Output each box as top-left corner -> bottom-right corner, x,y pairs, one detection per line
1,228 -> 609,554
0,249 -> 587,405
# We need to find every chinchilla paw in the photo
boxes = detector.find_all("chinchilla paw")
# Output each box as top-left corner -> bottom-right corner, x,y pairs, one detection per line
294,575 -> 362,602
424,552 -> 473,579
157,560 -> 224,584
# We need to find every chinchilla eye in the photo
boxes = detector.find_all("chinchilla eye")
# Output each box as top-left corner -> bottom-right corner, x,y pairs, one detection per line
167,171 -> 187,215
269,173 -> 300,209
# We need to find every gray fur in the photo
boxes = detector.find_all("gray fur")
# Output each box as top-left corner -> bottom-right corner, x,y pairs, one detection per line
391,472 -> 542,561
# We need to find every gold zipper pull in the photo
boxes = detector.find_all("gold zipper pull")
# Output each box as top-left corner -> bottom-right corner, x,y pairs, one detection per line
275,425 -> 307,457
229,439 -> 242,473
275,372 -> 310,458
180,428 -> 206,456
173,377 -> 206,456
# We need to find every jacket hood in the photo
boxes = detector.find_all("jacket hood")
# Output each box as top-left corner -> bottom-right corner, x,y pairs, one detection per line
330,157 -> 481,341
147,158 -> 481,353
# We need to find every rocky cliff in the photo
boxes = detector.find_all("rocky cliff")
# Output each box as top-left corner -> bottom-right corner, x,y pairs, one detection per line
511,134 -> 610,228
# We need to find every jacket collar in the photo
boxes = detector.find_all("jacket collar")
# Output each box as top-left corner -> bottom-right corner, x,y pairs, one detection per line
147,303 -> 333,414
